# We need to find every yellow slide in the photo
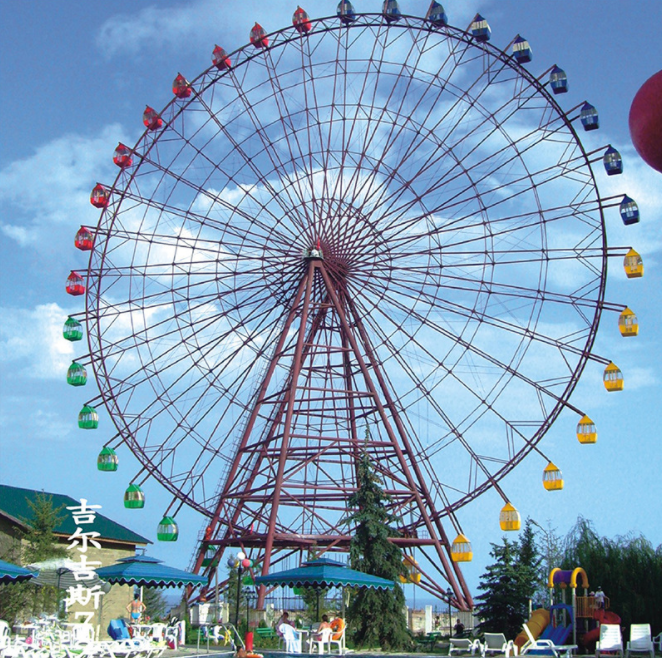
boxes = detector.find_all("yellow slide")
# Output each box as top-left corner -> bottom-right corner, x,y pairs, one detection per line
514,608 -> 550,651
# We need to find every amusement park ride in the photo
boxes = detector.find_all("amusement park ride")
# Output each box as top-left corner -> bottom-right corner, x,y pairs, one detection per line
64,2 -> 647,611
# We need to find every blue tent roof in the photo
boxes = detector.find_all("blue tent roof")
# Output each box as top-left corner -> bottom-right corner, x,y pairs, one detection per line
95,554 -> 207,588
254,558 -> 395,589
0,558 -> 37,585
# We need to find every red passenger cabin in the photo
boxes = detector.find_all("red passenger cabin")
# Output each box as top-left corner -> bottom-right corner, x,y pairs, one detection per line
143,106 -> 163,130
172,73 -> 192,99
212,46 -> 232,70
293,7 -> 312,33
250,23 -> 269,48
66,271 -> 85,296
90,183 -> 110,208
75,227 -> 94,251
113,143 -> 133,169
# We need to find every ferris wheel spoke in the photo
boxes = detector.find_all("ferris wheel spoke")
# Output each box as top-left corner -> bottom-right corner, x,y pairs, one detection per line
365,266 -> 597,365
363,76 -> 569,231
131,136 -> 305,246
332,23 -> 428,215
105,294 -> 298,471
111,167 -> 301,251
347,293 -> 498,502
221,68 -> 312,225
345,26 -> 477,216
361,275 -> 586,426
189,90 -> 309,235
355,42 -> 515,219
262,47 -> 320,228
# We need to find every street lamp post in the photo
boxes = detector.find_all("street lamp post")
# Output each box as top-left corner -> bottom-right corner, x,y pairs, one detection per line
446,588 -> 453,638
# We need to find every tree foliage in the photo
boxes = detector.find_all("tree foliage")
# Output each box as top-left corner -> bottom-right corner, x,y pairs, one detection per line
562,517 -> 662,636
0,493 -> 67,623
475,519 -> 541,639
143,587 -> 168,620
343,451 -> 411,650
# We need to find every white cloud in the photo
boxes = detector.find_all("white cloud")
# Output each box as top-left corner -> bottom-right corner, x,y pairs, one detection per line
95,0 -> 496,60
0,303 -> 76,380
0,123 -> 130,249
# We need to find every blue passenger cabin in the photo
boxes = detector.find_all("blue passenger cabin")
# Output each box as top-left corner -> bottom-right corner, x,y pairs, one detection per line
580,102 -> 599,131
603,146 -> 623,175
549,66 -> 568,94
337,0 -> 356,24
470,14 -> 491,42
426,2 -> 447,26
619,195 -> 640,225
512,35 -> 532,63
383,0 -> 401,22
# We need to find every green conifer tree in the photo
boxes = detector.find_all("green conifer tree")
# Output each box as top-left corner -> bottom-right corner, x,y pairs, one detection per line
343,449 -> 411,650
474,538 -> 526,639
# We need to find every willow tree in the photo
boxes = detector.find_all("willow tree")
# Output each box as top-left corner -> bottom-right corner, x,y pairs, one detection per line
343,451 -> 410,650
562,517 -> 662,635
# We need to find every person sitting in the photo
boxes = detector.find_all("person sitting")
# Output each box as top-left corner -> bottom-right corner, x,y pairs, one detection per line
312,615 -> 332,641
276,611 -> 295,636
454,619 -> 465,637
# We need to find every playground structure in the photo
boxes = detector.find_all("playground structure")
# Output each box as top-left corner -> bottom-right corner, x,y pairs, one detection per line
515,568 -> 621,651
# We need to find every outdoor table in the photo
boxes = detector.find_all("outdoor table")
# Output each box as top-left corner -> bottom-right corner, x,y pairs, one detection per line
424,632 -> 444,650
550,645 -> 577,658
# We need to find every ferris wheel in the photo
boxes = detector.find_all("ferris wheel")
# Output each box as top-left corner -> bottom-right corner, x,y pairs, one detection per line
64,1 -> 643,609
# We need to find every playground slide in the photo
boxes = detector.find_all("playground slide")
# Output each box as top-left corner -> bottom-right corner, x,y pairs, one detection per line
541,623 -> 572,646
581,610 -> 622,650
515,609 -> 550,651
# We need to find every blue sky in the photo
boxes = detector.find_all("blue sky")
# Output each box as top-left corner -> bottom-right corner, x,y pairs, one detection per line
1,0 -> 661,608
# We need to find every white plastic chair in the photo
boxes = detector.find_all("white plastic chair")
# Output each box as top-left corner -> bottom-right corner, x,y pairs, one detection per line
626,625 -> 653,658
596,624 -> 623,658
308,628 -> 332,655
280,624 -> 303,654
449,638 -> 482,656
1,621 -> 11,652
329,623 -> 346,655
482,634 -> 516,658
652,634 -> 661,653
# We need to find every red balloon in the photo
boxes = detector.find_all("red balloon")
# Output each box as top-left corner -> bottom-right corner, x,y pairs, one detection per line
241,558 -> 252,568
629,70 -> 662,173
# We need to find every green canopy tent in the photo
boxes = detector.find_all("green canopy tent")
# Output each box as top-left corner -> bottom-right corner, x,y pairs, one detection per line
254,557 -> 395,620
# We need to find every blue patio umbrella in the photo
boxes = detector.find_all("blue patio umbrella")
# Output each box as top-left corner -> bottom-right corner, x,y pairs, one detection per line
0,558 -> 37,585
95,554 -> 207,588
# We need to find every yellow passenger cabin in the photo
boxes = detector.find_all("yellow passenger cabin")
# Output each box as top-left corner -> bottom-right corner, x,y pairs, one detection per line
623,248 -> 644,278
499,502 -> 521,531
603,362 -> 624,392
543,462 -> 564,490
451,534 -> 473,562
618,307 -> 638,337
576,415 -> 597,444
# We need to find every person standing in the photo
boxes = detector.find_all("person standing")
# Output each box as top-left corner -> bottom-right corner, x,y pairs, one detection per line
595,587 -> 605,610
126,593 -> 147,622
